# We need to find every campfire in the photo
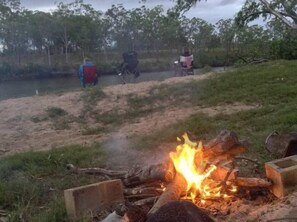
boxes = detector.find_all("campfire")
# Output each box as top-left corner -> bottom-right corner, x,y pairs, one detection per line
170,133 -> 237,203
66,130 -> 273,221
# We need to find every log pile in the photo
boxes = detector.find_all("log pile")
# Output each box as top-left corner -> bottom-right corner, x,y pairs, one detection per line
67,130 -> 272,221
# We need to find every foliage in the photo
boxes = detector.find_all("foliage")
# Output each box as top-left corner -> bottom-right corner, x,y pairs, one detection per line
46,107 -> 67,118
235,0 -> 297,30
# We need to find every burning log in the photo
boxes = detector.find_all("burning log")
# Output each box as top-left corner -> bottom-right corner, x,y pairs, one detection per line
147,173 -> 187,216
235,177 -> 272,188
123,161 -> 175,187
202,130 -> 247,161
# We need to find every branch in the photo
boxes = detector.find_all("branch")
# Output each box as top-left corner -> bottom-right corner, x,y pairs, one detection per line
259,0 -> 297,30
66,164 -> 127,177
280,1 -> 297,23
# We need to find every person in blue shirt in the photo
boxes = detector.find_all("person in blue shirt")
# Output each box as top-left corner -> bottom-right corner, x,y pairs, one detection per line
79,58 -> 98,88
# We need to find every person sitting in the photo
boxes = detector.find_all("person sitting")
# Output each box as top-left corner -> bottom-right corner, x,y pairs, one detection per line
79,58 -> 98,88
180,48 -> 193,69
177,48 -> 194,76
119,51 -> 140,78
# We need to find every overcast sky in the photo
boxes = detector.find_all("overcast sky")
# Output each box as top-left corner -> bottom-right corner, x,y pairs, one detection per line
20,0 -> 246,24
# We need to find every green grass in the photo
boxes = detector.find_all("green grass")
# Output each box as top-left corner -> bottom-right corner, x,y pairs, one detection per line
46,107 -> 67,118
31,107 -> 74,130
0,144 -> 105,221
130,60 -> 297,164
80,86 -> 106,113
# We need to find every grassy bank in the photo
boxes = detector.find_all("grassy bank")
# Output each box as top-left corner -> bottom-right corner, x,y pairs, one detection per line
1,60 -> 297,221
130,60 -> 297,162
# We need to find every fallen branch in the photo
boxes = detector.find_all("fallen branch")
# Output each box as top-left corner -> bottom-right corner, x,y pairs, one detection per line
235,156 -> 259,166
66,164 -> 127,178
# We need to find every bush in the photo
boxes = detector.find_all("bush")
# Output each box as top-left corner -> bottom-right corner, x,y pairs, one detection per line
46,107 -> 67,118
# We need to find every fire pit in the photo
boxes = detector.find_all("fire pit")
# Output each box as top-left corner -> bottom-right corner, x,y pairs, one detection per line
66,130 -> 279,221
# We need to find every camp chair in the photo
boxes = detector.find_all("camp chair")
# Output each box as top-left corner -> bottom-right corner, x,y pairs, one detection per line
118,51 -> 140,84
83,65 -> 98,87
180,55 -> 194,76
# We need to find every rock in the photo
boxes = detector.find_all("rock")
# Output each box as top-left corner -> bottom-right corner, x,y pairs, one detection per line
146,201 -> 215,222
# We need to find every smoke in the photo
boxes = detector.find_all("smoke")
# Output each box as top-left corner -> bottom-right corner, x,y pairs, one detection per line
102,132 -> 170,169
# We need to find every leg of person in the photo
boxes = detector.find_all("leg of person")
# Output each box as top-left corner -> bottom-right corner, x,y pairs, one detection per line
81,77 -> 86,88
94,75 -> 98,86
134,68 -> 140,78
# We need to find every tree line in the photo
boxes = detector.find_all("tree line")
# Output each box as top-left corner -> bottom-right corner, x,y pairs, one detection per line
0,0 -> 296,80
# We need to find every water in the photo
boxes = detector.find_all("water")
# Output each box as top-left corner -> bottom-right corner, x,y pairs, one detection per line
0,67 -> 227,101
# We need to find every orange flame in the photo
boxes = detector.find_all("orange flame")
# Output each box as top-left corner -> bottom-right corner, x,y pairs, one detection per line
170,133 -> 237,201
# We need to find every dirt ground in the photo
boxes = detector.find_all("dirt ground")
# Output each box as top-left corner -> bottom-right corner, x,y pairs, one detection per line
0,73 -> 255,155
1,73 -> 297,222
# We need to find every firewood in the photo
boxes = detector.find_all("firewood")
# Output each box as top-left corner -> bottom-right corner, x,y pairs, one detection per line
134,197 -> 159,206
221,162 -> 235,191
147,173 -> 187,216
126,194 -> 159,200
124,187 -> 163,196
235,177 -> 272,188
66,164 -> 127,177
234,156 -> 260,167
202,130 -> 247,159
123,161 -> 175,187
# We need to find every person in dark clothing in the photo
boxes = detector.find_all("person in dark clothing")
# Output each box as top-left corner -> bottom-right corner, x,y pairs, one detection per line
119,51 -> 140,78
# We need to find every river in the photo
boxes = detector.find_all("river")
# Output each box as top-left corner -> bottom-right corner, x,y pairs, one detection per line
0,67 -> 227,101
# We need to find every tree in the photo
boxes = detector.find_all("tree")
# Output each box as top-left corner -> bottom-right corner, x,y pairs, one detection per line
267,19 -> 297,59
236,0 -> 297,30
176,0 -> 297,30
216,19 -> 236,65
27,11 -> 55,66
235,25 -> 272,61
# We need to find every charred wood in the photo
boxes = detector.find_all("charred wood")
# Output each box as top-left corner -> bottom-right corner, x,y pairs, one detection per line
147,173 -> 187,216
133,196 -> 159,206
123,161 -> 175,187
